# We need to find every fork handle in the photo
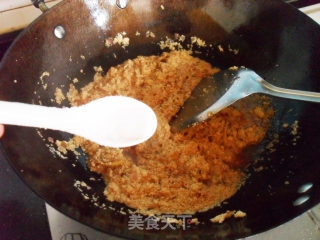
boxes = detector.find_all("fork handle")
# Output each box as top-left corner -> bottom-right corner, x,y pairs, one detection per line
260,80 -> 320,102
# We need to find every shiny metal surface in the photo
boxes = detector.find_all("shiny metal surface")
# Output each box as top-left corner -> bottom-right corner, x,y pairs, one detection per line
171,68 -> 320,130
53,25 -> 65,39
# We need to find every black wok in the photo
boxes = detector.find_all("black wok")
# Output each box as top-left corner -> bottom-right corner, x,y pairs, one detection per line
0,0 -> 320,239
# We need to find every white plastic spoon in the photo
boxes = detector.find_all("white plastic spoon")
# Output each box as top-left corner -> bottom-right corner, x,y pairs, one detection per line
0,96 -> 157,148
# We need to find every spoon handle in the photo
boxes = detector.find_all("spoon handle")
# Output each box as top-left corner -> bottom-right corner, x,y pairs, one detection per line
260,80 -> 320,102
0,100 -> 72,131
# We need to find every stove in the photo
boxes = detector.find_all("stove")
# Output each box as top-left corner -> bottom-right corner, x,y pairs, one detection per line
1,1 -> 320,240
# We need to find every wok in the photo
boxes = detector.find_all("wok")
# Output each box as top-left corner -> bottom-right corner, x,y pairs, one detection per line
0,0 -> 320,239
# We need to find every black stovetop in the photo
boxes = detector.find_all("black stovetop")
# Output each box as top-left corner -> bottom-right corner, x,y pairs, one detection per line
0,1 -> 318,240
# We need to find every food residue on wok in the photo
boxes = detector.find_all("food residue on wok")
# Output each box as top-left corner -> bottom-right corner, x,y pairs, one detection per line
54,87 -> 65,105
210,210 -> 247,223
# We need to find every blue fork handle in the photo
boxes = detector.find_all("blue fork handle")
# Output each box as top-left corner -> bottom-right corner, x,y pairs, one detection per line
260,79 -> 320,103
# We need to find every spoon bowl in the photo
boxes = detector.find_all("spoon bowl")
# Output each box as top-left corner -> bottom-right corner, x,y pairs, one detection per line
0,96 -> 157,148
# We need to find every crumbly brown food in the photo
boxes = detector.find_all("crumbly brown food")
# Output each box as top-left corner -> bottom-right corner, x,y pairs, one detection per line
210,210 -> 246,223
54,88 -> 65,105
65,51 -> 273,214
210,210 -> 235,223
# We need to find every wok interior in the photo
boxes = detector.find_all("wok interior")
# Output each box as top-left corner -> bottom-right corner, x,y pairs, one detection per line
0,0 -> 320,239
